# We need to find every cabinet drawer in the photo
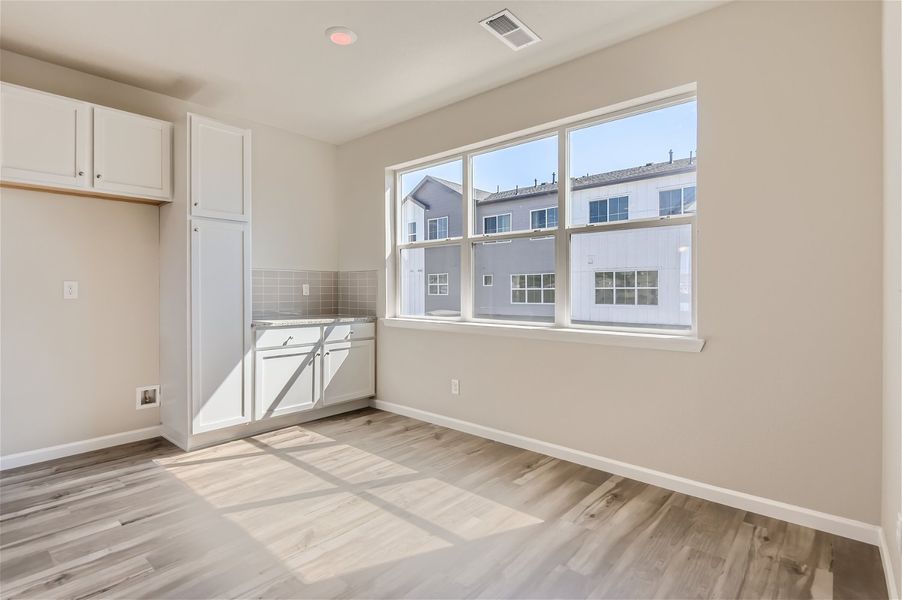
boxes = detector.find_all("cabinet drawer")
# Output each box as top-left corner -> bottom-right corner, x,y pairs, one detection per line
323,322 -> 374,343
255,326 -> 321,349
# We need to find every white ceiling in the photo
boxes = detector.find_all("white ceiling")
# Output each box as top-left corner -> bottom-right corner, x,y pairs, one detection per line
0,1 -> 719,144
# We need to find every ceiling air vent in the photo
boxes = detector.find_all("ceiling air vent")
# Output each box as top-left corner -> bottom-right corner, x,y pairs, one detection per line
480,9 -> 541,51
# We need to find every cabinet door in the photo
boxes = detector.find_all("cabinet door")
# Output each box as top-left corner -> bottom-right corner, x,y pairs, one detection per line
323,340 -> 375,406
189,113 -> 251,221
93,107 -> 171,199
191,219 -> 251,433
255,345 -> 321,419
0,83 -> 89,188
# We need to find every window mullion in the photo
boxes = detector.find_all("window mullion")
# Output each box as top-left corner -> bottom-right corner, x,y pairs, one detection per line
555,126 -> 570,328
461,153 -> 473,321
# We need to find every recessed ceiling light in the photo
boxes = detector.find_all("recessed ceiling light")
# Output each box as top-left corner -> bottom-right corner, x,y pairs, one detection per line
326,26 -> 357,46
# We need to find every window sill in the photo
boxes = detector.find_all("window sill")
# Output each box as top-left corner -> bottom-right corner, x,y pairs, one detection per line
381,317 -> 705,353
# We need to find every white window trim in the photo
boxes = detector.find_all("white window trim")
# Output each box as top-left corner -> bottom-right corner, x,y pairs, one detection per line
388,85 -> 702,350
483,213 -> 512,234
427,273 -> 449,296
427,216 -> 449,240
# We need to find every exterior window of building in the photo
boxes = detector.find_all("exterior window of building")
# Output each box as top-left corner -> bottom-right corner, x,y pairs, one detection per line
530,207 -> 558,230
427,273 -> 449,296
589,196 -> 629,224
483,274 -> 493,286
407,222 -> 417,243
511,273 -> 554,304
483,214 -> 511,234
594,270 -> 659,305
609,196 -> 629,221
659,186 -> 696,216
427,216 -> 448,240
589,199 -> 608,224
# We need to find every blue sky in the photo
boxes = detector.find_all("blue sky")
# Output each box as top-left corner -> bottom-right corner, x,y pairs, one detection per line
401,101 -> 696,197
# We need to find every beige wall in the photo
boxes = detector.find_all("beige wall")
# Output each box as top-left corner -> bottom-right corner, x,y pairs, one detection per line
883,0 -> 902,592
1,191 -> 160,454
0,50 -> 338,455
337,1 -> 884,523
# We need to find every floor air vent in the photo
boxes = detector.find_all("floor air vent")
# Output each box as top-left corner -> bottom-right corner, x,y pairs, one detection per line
480,9 -> 541,51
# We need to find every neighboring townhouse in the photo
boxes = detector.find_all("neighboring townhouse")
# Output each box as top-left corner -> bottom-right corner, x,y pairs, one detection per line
401,155 -> 697,328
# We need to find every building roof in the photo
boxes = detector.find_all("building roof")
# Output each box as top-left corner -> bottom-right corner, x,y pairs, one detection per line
479,157 -> 697,204
402,157 -> 696,206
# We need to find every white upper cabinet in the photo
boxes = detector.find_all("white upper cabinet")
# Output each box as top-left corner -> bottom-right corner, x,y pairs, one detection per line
93,106 -> 171,200
0,83 -> 90,189
0,83 -> 172,203
189,114 -> 251,221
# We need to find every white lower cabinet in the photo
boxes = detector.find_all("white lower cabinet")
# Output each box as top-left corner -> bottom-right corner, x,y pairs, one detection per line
255,344 -> 321,419
253,324 -> 375,418
323,339 -> 376,406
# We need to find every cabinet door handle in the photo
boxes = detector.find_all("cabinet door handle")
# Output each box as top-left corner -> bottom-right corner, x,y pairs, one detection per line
96,174 -> 102,179
78,171 -> 84,176
193,202 -> 198,206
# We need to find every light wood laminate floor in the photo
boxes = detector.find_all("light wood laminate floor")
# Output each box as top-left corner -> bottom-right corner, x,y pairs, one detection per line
0,408 -> 888,599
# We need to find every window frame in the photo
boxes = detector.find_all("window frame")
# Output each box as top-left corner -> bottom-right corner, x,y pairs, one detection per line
482,213 -> 512,235
588,195 -> 630,224
594,269 -> 659,306
407,221 -> 417,243
389,87 -> 699,339
529,206 -> 559,231
658,185 -> 697,216
427,216 -> 449,240
427,272 -> 449,296
510,273 -> 555,305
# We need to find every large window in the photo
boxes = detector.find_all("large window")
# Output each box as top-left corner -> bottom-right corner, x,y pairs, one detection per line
393,94 -> 697,332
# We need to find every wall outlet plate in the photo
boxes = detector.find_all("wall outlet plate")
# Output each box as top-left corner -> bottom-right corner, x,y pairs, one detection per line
450,379 -> 460,395
136,385 -> 161,410
63,280 -> 78,299
303,284 -> 310,296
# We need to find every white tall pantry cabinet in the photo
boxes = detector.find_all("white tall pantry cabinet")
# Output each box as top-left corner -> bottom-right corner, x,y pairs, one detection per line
160,113 -> 252,450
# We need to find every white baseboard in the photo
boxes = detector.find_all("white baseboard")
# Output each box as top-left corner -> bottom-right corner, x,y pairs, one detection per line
0,425 -> 162,471
371,399 -> 882,546
879,527 -> 901,600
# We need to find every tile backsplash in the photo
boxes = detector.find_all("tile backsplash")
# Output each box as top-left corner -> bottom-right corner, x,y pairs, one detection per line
252,269 -> 376,317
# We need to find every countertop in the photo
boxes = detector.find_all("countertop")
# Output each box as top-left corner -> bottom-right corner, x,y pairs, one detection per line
251,313 -> 377,329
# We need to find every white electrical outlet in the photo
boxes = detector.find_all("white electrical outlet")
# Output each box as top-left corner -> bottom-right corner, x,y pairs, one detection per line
302,284 -> 310,296
450,379 -> 460,395
63,280 -> 78,299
